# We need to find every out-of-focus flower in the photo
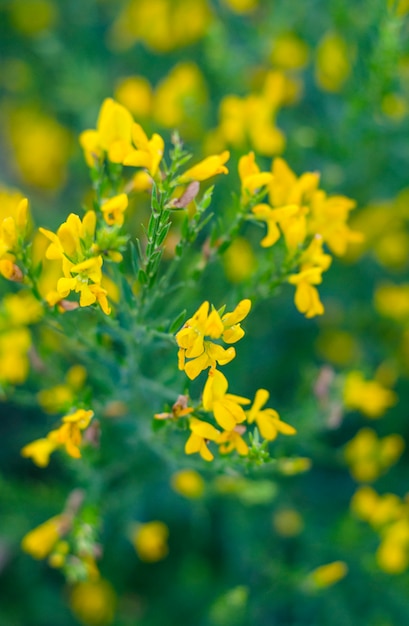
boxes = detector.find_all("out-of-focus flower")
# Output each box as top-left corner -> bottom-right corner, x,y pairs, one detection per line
315,33 -> 352,92
8,0 -> 58,36
171,469 -> 205,498
222,0 -> 259,13
307,561 -> 348,588
270,33 -> 309,70
131,521 -> 169,562
344,428 -> 404,482
222,237 -> 257,283
69,579 -> 116,626
21,515 -> 68,560
114,76 -> 153,119
375,283 -> 409,322
273,508 -> 304,537
7,108 -> 71,190
109,0 -> 212,53
343,371 -> 397,418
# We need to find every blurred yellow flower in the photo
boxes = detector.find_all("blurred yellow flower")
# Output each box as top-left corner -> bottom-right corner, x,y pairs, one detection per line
344,428 -> 404,482
69,579 -> 116,626
131,521 -> 169,562
178,151 -> 230,183
270,34 -> 309,70
115,76 -> 153,119
171,469 -> 205,498
21,515 -> 67,560
315,33 -> 352,92
343,371 -> 397,418
308,561 -> 348,588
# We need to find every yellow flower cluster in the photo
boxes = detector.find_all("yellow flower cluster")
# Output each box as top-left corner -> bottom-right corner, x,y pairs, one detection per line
211,71 -> 299,157
173,299 -> 296,461
21,408 -> 94,467
344,428 -> 404,482
239,153 -> 362,318
351,486 -> 409,574
0,290 -> 42,386
0,189 -> 30,281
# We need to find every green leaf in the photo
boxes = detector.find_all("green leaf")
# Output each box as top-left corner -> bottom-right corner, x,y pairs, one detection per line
169,309 -> 187,333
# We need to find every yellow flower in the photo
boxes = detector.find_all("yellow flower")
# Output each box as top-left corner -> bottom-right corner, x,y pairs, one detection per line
171,469 -> 205,498
344,428 -> 404,482
350,486 -> 403,528
21,437 -> 58,467
308,561 -> 348,588
343,371 -> 397,418
178,151 -> 230,183
315,32 -> 352,93
48,409 -> 94,459
80,98 -> 134,166
21,515 -> 67,560
251,203 -> 299,247
123,123 -> 164,177
176,299 -> 251,380
202,368 -> 250,431
101,194 -> 128,227
185,417 -> 221,461
131,521 -> 169,562
238,152 -> 273,195
217,425 -> 249,456
246,389 -> 296,440
115,75 -> 153,118
288,267 -> 325,318
69,579 -> 117,626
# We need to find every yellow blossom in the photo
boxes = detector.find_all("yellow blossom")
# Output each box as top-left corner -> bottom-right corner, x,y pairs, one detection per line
123,123 -> 164,177
80,98 -> 134,166
246,389 -> 296,440
343,371 -> 397,418
131,521 -> 169,562
315,32 -> 352,92
308,561 -> 348,588
185,417 -> 221,461
176,299 -> 251,380
115,76 -> 153,118
21,437 -> 58,467
288,267 -> 325,318
171,469 -> 205,498
202,368 -> 250,431
101,194 -> 128,227
217,425 -> 249,456
238,152 -> 274,195
69,579 -> 117,626
344,428 -> 404,482
21,515 -> 67,560
178,151 -> 230,183
251,203 -> 299,247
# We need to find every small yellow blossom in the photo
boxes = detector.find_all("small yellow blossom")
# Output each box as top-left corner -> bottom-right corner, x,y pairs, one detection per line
251,203 -> 299,247
80,98 -> 134,166
315,33 -> 352,92
21,437 -> 58,467
69,579 -> 117,626
176,299 -> 251,380
185,417 -> 221,461
288,267 -> 325,318
273,508 -> 304,537
343,371 -> 397,418
171,469 -> 205,498
202,368 -> 250,431
21,515 -> 68,560
308,561 -> 348,588
217,425 -> 249,456
351,486 -> 403,529
101,194 -> 128,227
123,123 -> 164,177
238,152 -> 274,196
131,521 -> 169,562
246,389 -> 296,440
178,151 -> 230,183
